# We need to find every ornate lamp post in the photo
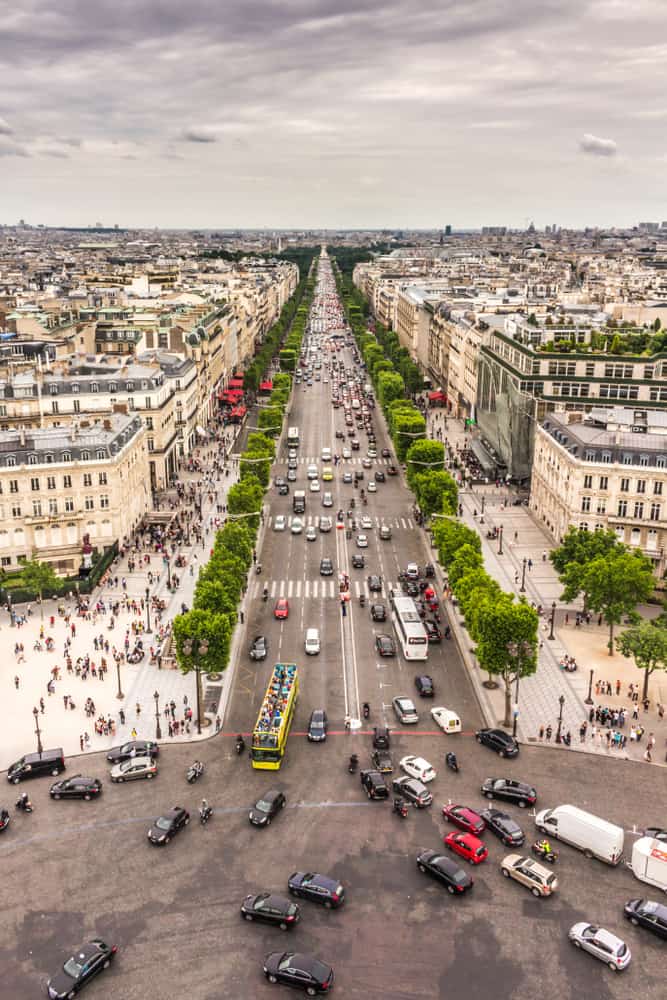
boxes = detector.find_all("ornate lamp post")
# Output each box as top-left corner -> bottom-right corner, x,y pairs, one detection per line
33,706 -> 43,755
548,601 -> 556,640
556,694 -> 565,744
507,640 -> 535,736
153,690 -> 162,740
145,587 -> 152,634
182,638 -> 209,735
520,557 -> 527,593
585,669 -> 595,706
498,524 -> 503,555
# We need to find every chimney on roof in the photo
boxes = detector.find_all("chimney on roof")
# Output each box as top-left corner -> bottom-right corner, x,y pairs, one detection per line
103,418 -> 112,431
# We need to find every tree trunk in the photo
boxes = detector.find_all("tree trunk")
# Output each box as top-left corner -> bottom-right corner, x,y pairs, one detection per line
503,676 -> 512,728
642,666 -> 652,702
607,618 -> 614,655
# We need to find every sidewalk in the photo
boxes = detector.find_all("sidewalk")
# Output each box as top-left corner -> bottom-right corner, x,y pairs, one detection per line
1,418 -> 247,766
425,411 -> 667,767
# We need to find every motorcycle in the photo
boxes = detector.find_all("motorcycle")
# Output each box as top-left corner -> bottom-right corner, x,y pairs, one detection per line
532,841 -> 559,864
444,625 -> 451,639
199,803 -> 213,826
235,735 -> 246,755
348,754 -> 359,774
362,497 -> 368,506
445,752 -> 459,773
392,798 -> 408,818
255,563 -> 262,575
362,702 -> 370,720
359,594 -> 366,608
262,586 -> 269,602
187,761 -> 205,784
15,794 -> 33,813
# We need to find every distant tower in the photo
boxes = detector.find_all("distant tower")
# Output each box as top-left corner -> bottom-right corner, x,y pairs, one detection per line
445,224 -> 452,236
277,235 -> 282,253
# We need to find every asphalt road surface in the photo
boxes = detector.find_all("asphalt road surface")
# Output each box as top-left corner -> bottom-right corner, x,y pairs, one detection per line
2,259 -> 665,1000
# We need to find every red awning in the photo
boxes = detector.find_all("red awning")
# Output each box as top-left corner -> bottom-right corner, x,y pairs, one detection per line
429,390 -> 447,401
259,380 -> 273,391
233,372 -> 244,380
222,388 -> 243,399
230,404 -> 247,418
228,379 -> 244,389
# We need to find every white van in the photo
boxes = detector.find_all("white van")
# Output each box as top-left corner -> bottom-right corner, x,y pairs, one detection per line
628,837 -> 667,892
535,804 -> 624,865
305,628 -> 321,656
307,464 -> 318,480
321,447 -> 332,462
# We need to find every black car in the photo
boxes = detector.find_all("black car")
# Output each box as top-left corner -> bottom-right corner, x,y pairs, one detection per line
249,789 -> 286,827
402,580 -> 420,597
481,778 -> 536,808
288,871 -> 345,908
417,849 -> 473,894
47,939 -> 117,1000
241,893 -> 300,930
370,603 -> 386,622
360,769 -> 388,800
372,726 -> 390,750
49,776 -> 102,801
319,558 -> 334,576
624,898 -> 667,940
381,448 -> 391,458
351,553 -> 365,569
475,728 -> 520,758
263,952 -> 334,995
249,635 -> 268,661
307,709 -> 328,742
480,808 -> 525,847
392,776 -> 433,808
371,749 -> 393,773
375,634 -> 396,657
374,470 -> 385,482
147,806 -> 190,844
367,574 -> 382,592
278,482 -> 290,495
414,674 -> 434,697
106,740 -> 159,764
424,620 -> 441,643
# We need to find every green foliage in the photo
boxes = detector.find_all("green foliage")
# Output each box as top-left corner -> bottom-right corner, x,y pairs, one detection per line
616,621 -> 667,700
476,599 -> 539,725
412,470 -> 458,518
257,406 -> 283,436
551,527 -> 623,608
432,517 -> 481,567
406,440 -> 445,487
581,550 -> 655,654
279,349 -> 296,371
173,608 -> 232,676
448,544 -> 484,588
609,333 -> 623,354
20,559 -> 60,611
378,372 -> 407,411
393,412 -> 426,461
240,450 -> 271,488
226,476 -> 264,531
246,432 -> 275,459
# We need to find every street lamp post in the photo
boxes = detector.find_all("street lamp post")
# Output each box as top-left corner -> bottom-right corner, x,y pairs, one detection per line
182,638 -> 209,735
520,557 -> 527,593
145,587 -> 152,634
556,694 -> 565,744
498,524 -> 503,555
33,706 -> 43,755
165,556 -> 171,589
153,690 -> 162,740
115,658 -> 124,700
512,672 -> 520,738
506,640 -> 535,732
585,668 -> 595,706
548,601 -> 556,640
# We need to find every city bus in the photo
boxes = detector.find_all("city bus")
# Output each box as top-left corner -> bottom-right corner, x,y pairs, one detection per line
251,663 -> 299,770
287,426 -> 300,448
390,596 -> 428,661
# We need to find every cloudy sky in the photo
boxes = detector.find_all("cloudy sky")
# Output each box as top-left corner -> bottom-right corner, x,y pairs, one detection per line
1,0 -> 666,229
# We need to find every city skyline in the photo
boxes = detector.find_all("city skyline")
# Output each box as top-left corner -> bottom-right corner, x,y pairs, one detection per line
1,0 -> 666,228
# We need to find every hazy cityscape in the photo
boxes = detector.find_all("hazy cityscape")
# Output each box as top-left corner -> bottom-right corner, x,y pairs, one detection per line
1,2 -> 667,1000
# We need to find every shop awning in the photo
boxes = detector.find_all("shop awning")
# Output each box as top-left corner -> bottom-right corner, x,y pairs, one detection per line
230,405 -> 247,418
259,380 -> 273,391
429,389 -> 447,401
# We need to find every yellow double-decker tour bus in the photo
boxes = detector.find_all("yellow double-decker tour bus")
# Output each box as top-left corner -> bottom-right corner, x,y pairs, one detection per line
251,663 -> 299,770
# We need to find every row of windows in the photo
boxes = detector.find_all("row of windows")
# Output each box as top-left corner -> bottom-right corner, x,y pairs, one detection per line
583,451 -> 667,467
3,449 -> 107,466
1,473 -> 107,493
49,380 -> 153,394
579,523 -> 662,546
614,501 -> 661,520
583,475 -> 663,494
2,496 -> 110,518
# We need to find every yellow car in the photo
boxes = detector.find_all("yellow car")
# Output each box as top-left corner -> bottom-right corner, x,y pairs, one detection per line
322,466 -> 333,481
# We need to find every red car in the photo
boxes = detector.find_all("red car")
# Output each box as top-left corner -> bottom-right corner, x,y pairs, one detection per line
444,832 -> 488,865
442,804 -> 486,836
274,598 -> 289,620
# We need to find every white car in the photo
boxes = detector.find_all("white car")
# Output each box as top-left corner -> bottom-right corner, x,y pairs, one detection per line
322,492 -> 333,507
342,448 -> 351,459
568,923 -> 631,971
305,526 -> 317,541
110,756 -> 158,782
360,515 -> 373,529
406,562 -> 419,579
307,464 -> 318,480
274,515 -> 287,532
319,516 -> 332,532
356,534 -> 368,548
399,755 -> 436,783
291,518 -> 303,534
367,481 -> 377,493
310,479 -> 320,492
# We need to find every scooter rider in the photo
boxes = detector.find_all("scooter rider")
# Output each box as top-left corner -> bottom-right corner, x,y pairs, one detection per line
536,838 -> 553,856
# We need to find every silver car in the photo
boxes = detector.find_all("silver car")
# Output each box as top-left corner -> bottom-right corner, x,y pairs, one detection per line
568,923 -> 631,971
110,755 -> 158,782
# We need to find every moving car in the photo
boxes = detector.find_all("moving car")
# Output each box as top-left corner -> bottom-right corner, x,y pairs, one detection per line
306,526 -> 317,541
480,808 -> 525,847
370,603 -> 386,622
400,755 -> 436,783
414,674 -> 434,697
642,826 -> 667,843
307,709 -> 328,742
291,517 -> 304,533
501,854 -> 558,896
406,563 -> 420,580
392,696 -> 419,723
374,470 -> 385,482
147,806 -> 189,844
481,778 -> 536,808
319,557 -> 334,576
430,706 -> 462,734
371,749 -> 393,773
367,574 -> 382,592
288,872 -> 345,908
416,849 -> 473,895
381,448 -> 391,458
322,492 -> 333,507
392,775 -> 433,808
372,726 -> 390,750
274,598 -> 289,620
360,515 -> 373,529
319,517 -> 332,532
568,923 -> 631,971
241,893 -> 300,930
444,832 -> 488,865
342,471 -> 353,483
623,898 -> 667,940
110,756 -> 157,783
47,939 -> 117,1000
475,728 -> 520,758
360,769 -> 389,800
305,629 -> 321,656
367,481 -> 377,493
375,634 -> 396,657
249,789 -> 286,827
442,804 -> 486,836
356,534 -> 368,548
263,952 -> 334,995
249,635 -> 268,661
424,620 -> 441,643
274,515 -> 287,532
309,480 -> 320,493
106,740 -> 158,764
49,776 -> 102,801
287,468 -> 297,482
379,524 -> 392,540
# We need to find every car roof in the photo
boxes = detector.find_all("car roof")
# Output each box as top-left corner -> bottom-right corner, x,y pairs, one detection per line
594,928 -> 624,949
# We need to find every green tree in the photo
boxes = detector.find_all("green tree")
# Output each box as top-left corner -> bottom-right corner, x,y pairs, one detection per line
551,527 -> 623,610
412,470 -> 458,518
21,558 -> 60,618
377,371 -> 405,410
194,577 -> 238,624
174,609 -> 233,720
448,544 -> 484,588
257,406 -> 283,436
246,432 -> 275,459
406,440 -> 445,487
279,349 -> 296,372
455,571 -> 503,641
393,412 -> 426,462
652,317 -> 661,332
581,550 -> 655,654
240,449 -> 271,488
615,621 -> 667,700
213,521 -> 254,566
476,599 -> 539,726
432,518 -> 481,567
226,476 -> 264,530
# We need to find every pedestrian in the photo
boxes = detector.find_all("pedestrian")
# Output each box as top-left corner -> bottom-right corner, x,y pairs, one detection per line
39,697 -> 45,714
344,714 -> 351,732
14,675 -> 19,689
527,558 -> 533,571
183,695 -> 188,707
538,725 -> 544,740
119,708 -> 125,725
545,725 -> 552,741
168,720 -> 173,737
565,612 -> 569,625
239,610 -> 244,625
615,679 -> 621,697
644,747 -> 652,763
135,702 -> 141,717
215,715 -> 221,733
514,572 -> 519,585
542,550 -> 547,562
79,734 -> 84,751
131,727 -> 137,739
658,703 -> 665,720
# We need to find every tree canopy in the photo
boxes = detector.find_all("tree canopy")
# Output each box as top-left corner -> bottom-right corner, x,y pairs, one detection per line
616,620 -> 667,700
581,550 -> 655,654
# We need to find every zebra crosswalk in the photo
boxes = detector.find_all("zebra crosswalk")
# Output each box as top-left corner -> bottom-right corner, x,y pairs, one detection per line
269,514 -> 414,530
252,577 -> 411,601
284,455 -> 391,466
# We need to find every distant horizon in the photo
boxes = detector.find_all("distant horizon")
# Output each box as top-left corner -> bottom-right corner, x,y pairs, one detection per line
2,223 -> 664,236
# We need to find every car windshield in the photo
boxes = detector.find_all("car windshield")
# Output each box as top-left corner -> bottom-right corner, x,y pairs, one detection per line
63,958 -> 83,979
156,816 -> 173,830
255,799 -> 272,813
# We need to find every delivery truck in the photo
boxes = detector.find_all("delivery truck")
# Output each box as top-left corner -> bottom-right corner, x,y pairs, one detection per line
628,837 -> 667,892
535,804 -> 624,865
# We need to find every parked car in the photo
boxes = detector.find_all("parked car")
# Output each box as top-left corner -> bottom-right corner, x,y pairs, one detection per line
147,806 -> 189,844
501,854 -> 558,897
241,893 -> 300,930
49,776 -> 102,801
249,635 -> 268,661
568,923 -> 631,971
393,775 -> 432,808
288,871 -> 345,908
392,696 -> 418,723
46,939 -> 117,1000
416,849 -> 473,895
442,804 -> 486,836
249,789 -> 286,827
480,808 -> 525,847
481,778 -> 536,808
444,832 -> 488,865
475,728 -> 519,758
263,952 -> 334,995
307,709 -> 328,742
110,756 -> 157,783
360,769 -> 388,800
